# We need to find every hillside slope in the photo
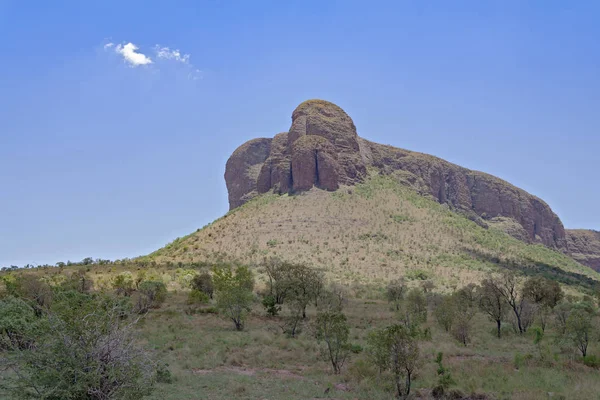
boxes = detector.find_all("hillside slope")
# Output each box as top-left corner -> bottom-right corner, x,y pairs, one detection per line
150,174 -> 598,289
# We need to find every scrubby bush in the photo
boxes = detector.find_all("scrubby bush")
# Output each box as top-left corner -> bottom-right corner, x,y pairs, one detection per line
583,354 -> 600,369
191,272 -> 214,299
0,293 -> 157,399
113,272 -> 135,296
187,289 -> 210,305
135,281 -> 167,313
0,296 -> 43,350
262,294 -> 281,316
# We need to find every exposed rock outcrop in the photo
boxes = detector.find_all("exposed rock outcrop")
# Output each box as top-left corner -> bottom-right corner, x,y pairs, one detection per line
225,138 -> 271,209
566,230 -> 600,271
225,99 -> 568,250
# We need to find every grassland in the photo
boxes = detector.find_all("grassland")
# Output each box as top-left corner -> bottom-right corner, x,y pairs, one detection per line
135,290 -> 600,400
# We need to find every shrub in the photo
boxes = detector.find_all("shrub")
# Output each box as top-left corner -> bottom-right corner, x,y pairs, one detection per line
0,294 -> 156,399
191,272 -> 214,299
135,281 -> 167,313
113,272 -> 135,296
0,296 -> 44,350
187,289 -> 210,305
262,294 -> 281,316
583,355 -> 600,369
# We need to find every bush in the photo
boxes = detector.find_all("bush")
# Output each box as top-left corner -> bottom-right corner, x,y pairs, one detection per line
262,294 -> 281,316
113,272 -> 135,296
135,281 -> 167,313
187,289 -> 210,305
583,355 -> 600,369
0,296 -> 44,350
191,272 -> 214,299
0,294 -> 156,399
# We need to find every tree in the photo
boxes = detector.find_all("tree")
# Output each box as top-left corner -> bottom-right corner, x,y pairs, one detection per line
315,311 -> 350,374
478,278 -> 509,338
386,278 -> 406,310
523,276 -> 563,309
191,272 -> 214,299
496,272 -> 529,334
523,276 -> 563,332
262,258 -> 290,304
566,308 -> 596,357
213,265 -> 255,331
399,288 -> 427,328
434,295 -> 456,332
450,292 -> 476,346
367,324 -> 420,398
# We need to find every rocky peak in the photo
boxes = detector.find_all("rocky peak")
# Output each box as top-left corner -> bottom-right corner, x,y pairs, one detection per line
224,99 -> 569,250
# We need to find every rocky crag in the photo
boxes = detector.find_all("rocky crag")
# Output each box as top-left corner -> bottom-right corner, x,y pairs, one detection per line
225,100 -> 590,259
566,230 -> 600,271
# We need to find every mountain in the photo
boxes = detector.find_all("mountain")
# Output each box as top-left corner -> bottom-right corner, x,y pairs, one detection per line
225,100 -> 565,248
148,99 -> 599,288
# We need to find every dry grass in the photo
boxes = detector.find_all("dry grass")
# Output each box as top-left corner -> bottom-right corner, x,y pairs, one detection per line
149,174 -> 599,291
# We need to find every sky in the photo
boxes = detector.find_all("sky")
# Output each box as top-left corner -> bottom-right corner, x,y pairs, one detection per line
1,1 -> 599,267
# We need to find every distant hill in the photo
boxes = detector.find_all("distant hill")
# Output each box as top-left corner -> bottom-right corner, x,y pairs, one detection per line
148,100 -> 599,287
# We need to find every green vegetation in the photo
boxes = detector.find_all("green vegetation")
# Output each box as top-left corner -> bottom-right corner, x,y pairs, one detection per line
2,263 -> 600,399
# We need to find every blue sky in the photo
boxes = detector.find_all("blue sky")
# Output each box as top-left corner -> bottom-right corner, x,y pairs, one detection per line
1,1 -> 599,267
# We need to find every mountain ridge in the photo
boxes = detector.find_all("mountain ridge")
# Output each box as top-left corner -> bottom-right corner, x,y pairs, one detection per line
225,100 -> 566,248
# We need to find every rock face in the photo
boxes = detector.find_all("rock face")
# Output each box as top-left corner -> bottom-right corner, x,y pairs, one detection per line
225,138 -> 272,209
566,230 -> 600,271
225,99 -> 568,249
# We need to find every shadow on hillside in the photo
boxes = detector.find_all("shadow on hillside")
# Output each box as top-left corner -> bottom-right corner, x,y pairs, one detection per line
462,247 -> 598,291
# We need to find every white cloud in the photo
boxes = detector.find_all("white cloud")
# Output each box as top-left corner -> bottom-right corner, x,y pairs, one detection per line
114,42 -> 152,67
155,46 -> 190,64
104,42 -> 114,50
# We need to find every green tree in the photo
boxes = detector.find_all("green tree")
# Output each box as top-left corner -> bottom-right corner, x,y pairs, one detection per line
213,265 -> 255,331
523,276 -> 564,332
478,278 -> 509,338
434,295 -> 456,332
398,288 -> 427,329
566,308 -> 596,357
386,278 -> 406,310
315,311 -> 351,374
367,324 -> 420,399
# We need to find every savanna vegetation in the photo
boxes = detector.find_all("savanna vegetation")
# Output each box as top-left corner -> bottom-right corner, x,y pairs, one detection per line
2,257 -> 600,400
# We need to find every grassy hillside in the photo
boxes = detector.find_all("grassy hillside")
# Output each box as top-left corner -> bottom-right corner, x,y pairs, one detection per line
149,173 -> 599,291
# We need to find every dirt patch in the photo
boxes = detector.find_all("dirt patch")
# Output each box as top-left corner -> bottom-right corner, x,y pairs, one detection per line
191,366 -> 304,380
